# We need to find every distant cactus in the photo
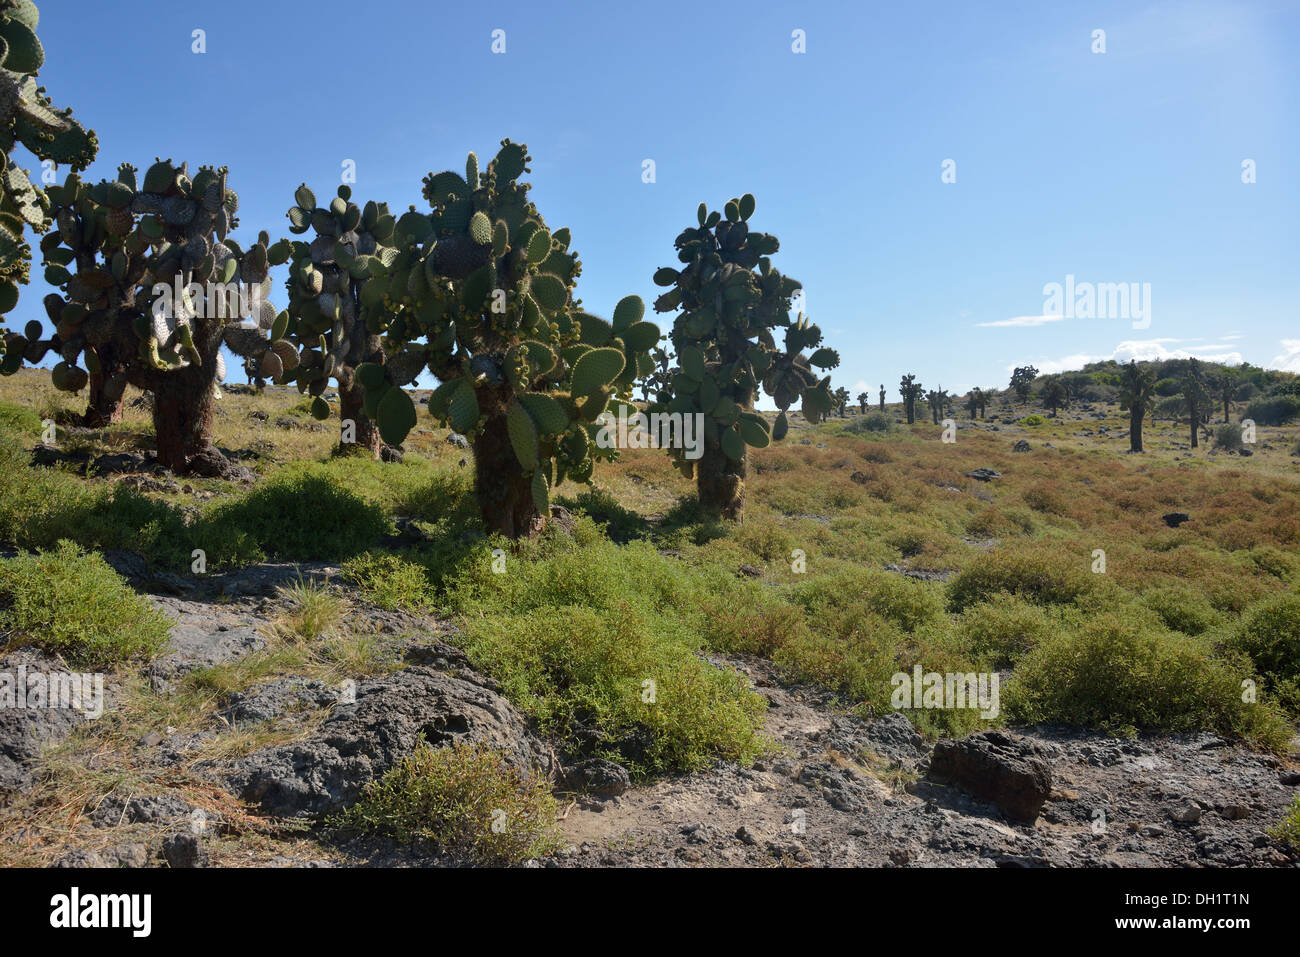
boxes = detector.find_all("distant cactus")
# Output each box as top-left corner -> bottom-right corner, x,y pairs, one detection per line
3,160 -> 279,474
878,384 -> 885,412
899,374 -> 923,424
342,140 -> 659,537
857,391 -> 868,414
1181,358 -> 1209,449
833,386 -> 850,417
965,387 -> 986,420
649,193 -> 838,520
1039,378 -> 1067,417
1118,360 -> 1157,452
0,0 -> 98,353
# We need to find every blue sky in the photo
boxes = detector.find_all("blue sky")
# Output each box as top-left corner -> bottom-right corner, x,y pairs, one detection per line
15,0 -> 1299,402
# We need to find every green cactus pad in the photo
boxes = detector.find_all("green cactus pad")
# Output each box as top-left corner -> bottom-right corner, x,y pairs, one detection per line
530,469 -> 549,514
518,392 -> 568,435
507,400 -> 540,470
679,345 -> 705,381
739,413 -> 770,448
530,273 -> 566,312
721,422 -> 744,461
738,193 -> 756,221
621,320 -> 659,353
448,378 -> 479,433
356,362 -> 386,391
469,211 -> 493,246
772,410 -> 789,441
525,227 -> 550,265
310,396 -> 330,420
376,386 -> 417,446
570,347 -> 624,397
611,295 -> 644,333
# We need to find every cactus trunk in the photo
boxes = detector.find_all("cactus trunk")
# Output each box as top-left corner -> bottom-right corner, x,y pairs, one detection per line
139,322 -> 233,477
697,438 -> 746,522
1130,406 -> 1145,453
80,343 -> 127,428
336,369 -> 382,460
474,388 -> 547,538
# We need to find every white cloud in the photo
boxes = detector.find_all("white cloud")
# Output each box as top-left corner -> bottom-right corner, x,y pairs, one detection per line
1014,339 -> 1246,375
1269,340 -> 1300,373
977,315 -> 1068,328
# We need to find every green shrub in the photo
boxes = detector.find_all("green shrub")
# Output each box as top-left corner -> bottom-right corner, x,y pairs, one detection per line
1213,422 -> 1243,451
1244,394 -> 1300,427
556,487 -> 650,542
1269,796 -> 1300,853
195,467 -> 389,564
457,602 -> 766,776
793,568 -> 944,632
1140,585 -> 1222,636
846,412 -> 891,434
1020,414 -> 1046,426
332,742 -> 564,865
947,547 -> 1094,611
955,593 -> 1061,667
342,552 -> 433,612
0,542 -> 170,669
1227,593 -> 1300,716
1006,614 -> 1291,749
0,401 -> 42,436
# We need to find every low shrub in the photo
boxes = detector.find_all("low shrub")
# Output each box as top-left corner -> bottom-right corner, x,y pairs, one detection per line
1005,614 -> 1292,749
0,541 -> 170,669
332,742 -> 564,865
946,546 -> 1094,611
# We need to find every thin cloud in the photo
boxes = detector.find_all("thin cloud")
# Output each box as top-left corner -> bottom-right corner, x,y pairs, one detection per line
977,315 -> 1068,328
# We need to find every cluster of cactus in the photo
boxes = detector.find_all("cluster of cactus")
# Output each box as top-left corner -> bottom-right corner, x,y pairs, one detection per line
899,374 -> 924,423
271,182 -> 426,455
0,0 -> 96,334
925,387 -> 949,424
648,194 -> 837,519
328,140 -> 658,535
2,159 -> 279,472
965,387 -> 986,420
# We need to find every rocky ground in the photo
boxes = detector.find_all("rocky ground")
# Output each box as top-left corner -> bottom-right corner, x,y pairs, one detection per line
2,559 -> 1298,868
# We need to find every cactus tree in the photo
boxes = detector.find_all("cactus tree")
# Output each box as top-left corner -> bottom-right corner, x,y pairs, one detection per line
649,195 -> 838,521
343,140 -> 659,538
8,161 -> 279,475
899,374 -> 923,424
1118,360 -> 1156,453
273,183 -> 424,458
0,0 -> 98,367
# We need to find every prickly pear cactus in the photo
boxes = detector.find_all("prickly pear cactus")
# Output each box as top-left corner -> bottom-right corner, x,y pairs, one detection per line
362,139 -> 659,536
270,182 -> 416,456
900,374 -> 923,424
648,194 -> 838,520
0,0 -> 97,345
6,160 -> 279,474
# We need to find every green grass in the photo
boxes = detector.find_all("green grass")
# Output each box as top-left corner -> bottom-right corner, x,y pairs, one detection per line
0,541 -> 170,669
342,552 -> 433,612
331,741 -> 565,865
1269,796 -> 1300,853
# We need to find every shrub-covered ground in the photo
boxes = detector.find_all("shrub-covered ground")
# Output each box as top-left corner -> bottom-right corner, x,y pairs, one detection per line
0,369 -> 1297,865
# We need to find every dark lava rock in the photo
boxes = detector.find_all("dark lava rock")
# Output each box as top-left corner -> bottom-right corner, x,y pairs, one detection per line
161,833 -> 208,868
928,730 -> 1053,824
90,793 -> 196,829
965,468 -> 1002,482
563,758 -> 631,797
446,432 -> 470,449
220,678 -> 341,727
0,650 -> 98,793
54,844 -> 149,868
226,660 -> 549,818
1012,440 -> 1031,453
1162,512 -> 1192,528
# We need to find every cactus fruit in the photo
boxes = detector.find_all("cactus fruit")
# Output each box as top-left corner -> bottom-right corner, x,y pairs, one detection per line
648,194 -> 838,520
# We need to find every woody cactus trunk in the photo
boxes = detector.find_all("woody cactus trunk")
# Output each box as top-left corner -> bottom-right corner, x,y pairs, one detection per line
649,194 -> 838,521
11,161 -> 280,475
341,140 -> 660,538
